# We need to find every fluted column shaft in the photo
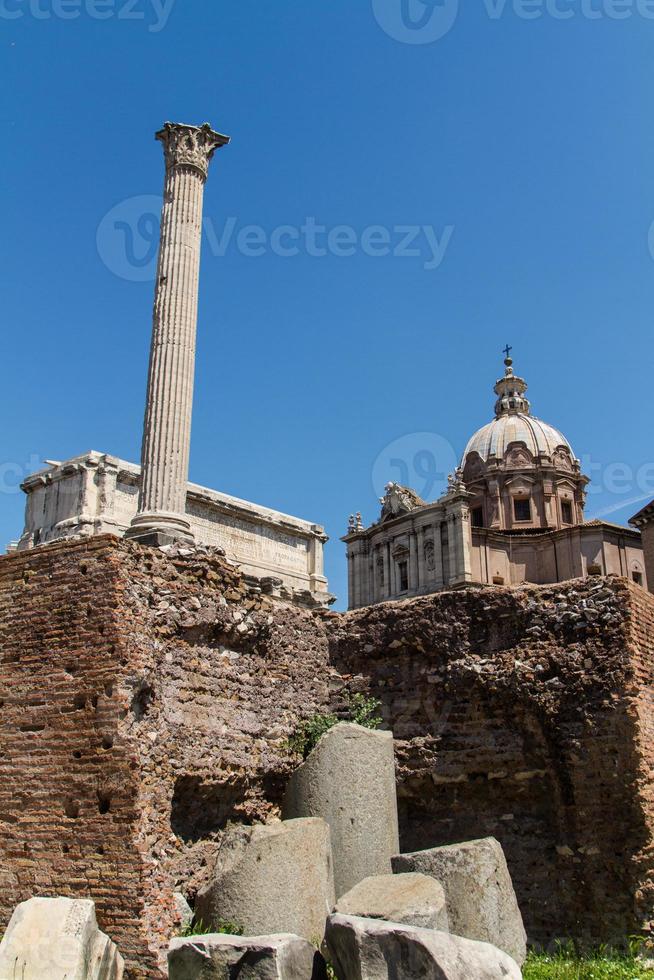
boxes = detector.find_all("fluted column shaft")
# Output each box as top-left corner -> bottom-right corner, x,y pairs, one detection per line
128,122 -> 229,546
140,163 -> 204,520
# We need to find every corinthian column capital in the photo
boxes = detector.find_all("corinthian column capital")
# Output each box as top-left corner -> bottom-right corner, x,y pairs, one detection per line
156,121 -> 230,180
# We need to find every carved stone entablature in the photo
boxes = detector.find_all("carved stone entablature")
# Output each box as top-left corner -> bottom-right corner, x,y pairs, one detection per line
379,483 -> 425,523
553,448 -> 573,471
505,445 -> 533,469
156,122 -> 230,179
505,475 -> 536,493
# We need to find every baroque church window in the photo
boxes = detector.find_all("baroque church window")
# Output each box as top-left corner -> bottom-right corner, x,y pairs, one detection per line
513,498 -> 531,522
561,501 -> 573,525
398,561 -> 408,592
471,507 -> 484,528
376,557 -> 384,587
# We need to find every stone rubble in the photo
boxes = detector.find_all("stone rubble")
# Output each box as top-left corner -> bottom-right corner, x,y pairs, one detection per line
168,932 -> 327,980
325,913 -> 522,980
173,892 -> 194,933
334,872 -> 449,931
0,897 -> 124,980
194,818 -> 335,942
392,837 -> 527,965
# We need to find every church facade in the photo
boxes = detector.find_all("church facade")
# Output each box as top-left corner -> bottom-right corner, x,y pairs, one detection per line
343,354 -> 646,609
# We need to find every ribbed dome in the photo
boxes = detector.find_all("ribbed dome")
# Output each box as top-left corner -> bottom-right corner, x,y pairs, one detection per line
462,413 -> 573,464
461,352 -> 576,467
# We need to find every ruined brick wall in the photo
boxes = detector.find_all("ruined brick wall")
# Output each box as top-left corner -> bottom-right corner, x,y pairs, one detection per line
0,538 -> 152,973
2,537 -> 654,976
0,537 -> 332,978
327,578 -> 654,947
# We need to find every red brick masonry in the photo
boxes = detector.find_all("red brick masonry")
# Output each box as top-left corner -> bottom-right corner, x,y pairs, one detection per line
1,536 -> 653,976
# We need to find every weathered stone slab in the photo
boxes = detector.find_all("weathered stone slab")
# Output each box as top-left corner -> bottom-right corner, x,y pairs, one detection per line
325,913 -> 522,980
195,818 -> 335,941
392,837 -> 527,965
283,722 -> 400,898
334,872 -> 449,931
0,896 -> 124,980
173,892 -> 193,932
168,933 -> 327,980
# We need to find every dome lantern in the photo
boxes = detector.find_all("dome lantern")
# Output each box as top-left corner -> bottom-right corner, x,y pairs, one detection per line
493,348 -> 531,418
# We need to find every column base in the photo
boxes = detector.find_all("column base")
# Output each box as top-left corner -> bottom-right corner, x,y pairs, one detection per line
125,512 -> 195,547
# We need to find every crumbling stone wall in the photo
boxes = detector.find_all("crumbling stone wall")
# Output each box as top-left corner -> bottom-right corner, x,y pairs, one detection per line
2,536 -> 654,977
0,537 -> 332,978
328,579 -> 654,948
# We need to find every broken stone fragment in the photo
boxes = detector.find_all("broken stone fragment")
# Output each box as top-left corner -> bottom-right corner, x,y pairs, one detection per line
168,933 -> 328,979
283,722 -> 400,898
392,837 -> 527,965
325,913 -> 522,980
0,896 -> 124,980
195,817 -> 335,942
173,892 -> 193,932
334,872 -> 449,931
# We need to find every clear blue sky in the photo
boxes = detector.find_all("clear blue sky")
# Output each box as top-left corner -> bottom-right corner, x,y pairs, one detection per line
2,0 -> 654,607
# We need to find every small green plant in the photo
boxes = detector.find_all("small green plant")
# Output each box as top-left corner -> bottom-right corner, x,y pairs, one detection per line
286,711 -> 338,759
178,916 -> 243,938
347,692 -> 383,729
287,693 -> 383,759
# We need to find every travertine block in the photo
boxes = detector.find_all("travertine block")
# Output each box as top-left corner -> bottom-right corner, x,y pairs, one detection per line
0,897 -> 124,980
168,933 -> 327,980
195,818 -> 335,941
392,837 -> 527,965
334,872 -> 449,931
325,913 -> 521,980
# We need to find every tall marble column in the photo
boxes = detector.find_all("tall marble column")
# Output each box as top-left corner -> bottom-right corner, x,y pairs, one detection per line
127,122 -> 230,546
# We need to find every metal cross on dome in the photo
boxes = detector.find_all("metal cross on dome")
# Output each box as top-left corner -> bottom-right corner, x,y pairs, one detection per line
503,344 -> 512,359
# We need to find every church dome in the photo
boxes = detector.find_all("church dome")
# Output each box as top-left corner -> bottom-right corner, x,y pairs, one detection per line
461,351 -> 576,467
463,414 -> 573,464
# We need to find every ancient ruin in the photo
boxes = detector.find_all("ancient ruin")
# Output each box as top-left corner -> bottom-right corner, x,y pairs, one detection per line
15,450 -> 330,606
2,532 -> 654,976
